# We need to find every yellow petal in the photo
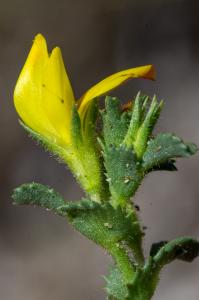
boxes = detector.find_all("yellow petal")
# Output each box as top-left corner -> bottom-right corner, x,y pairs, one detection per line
14,34 -> 57,141
78,65 -> 156,118
14,34 -> 75,146
42,47 -> 75,143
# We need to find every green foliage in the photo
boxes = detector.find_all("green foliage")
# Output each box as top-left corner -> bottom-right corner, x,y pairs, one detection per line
69,103 -> 106,202
106,267 -> 128,300
103,145 -> 144,207
102,96 -> 130,148
149,159 -> 177,172
123,92 -> 144,147
123,93 -> 163,158
106,237 -> 199,300
152,237 -> 199,265
61,200 -> 143,261
133,96 -> 163,159
126,237 -> 199,300
125,259 -> 158,300
61,198 -> 135,247
14,93 -> 199,300
101,95 -> 197,207
12,182 -> 66,212
143,133 -> 198,171
12,182 -> 142,260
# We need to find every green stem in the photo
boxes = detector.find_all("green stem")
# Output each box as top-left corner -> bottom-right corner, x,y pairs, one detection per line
108,244 -> 135,283
126,203 -> 145,266
127,240 -> 145,266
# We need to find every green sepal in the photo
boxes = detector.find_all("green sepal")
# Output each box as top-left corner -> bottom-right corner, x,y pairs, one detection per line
124,92 -> 148,147
71,104 -> 83,148
19,120 -> 72,162
19,120 -> 61,156
82,99 -> 98,143
70,104 -> 106,202
20,110 -> 104,202
102,96 -> 130,148
142,133 -> 198,171
103,145 -> 144,207
133,95 -> 163,159
71,101 -> 99,147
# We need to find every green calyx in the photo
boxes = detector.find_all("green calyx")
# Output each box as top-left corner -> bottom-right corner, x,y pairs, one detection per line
123,92 -> 163,156
14,92 -> 198,300
20,100 -> 106,203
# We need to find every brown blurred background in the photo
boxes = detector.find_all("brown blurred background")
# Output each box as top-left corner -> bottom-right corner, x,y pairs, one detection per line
0,0 -> 199,299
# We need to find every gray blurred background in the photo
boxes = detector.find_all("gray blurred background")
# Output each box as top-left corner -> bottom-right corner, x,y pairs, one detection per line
0,0 -> 199,299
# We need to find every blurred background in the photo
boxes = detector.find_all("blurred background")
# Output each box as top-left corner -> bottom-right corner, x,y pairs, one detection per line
0,0 -> 199,299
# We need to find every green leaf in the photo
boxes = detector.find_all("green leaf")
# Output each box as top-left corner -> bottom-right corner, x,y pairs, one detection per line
103,145 -> 144,207
153,237 -> 199,265
150,241 -> 168,257
60,198 -> 144,268
12,183 -> 66,212
106,267 -> 128,300
126,237 -> 199,300
102,96 -> 130,148
12,183 -> 142,259
59,199 -> 142,250
143,133 -> 198,171
149,159 -> 177,172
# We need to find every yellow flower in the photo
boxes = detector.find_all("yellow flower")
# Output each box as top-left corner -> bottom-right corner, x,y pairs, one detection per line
14,34 -> 156,201
14,33 -> 156,148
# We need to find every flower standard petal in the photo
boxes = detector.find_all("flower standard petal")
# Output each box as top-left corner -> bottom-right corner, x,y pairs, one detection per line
42,47 -> 75,144
77,65 -> 156,119
14,34 -> 58,141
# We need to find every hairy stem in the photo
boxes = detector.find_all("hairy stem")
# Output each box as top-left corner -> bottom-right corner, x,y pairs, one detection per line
108,244 -> 135,283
